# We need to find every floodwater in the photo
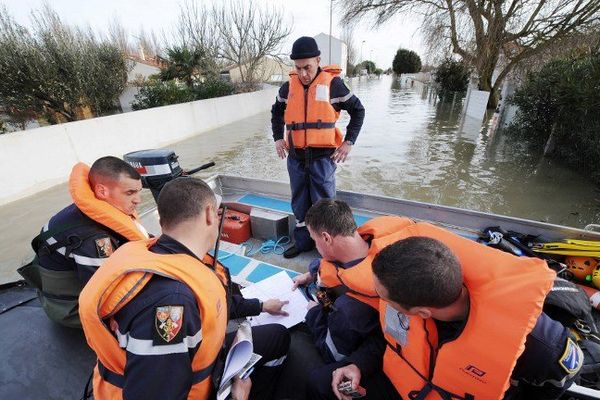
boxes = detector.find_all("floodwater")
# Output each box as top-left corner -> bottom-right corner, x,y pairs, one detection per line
170,74 -> 600,228
1,74 -> 599,283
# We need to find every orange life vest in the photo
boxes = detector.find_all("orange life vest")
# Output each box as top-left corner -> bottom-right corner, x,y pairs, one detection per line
379,222 -> 556,399
79,239 -> 229,400
318,216 -> 415,309
69,162 -> 149,241
284,65 -> 344,149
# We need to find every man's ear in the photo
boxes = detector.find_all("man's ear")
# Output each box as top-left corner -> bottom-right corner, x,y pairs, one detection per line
316,56 -> 321,65
93,183 -> 109,200
205,204 -> 216,227
322,231 -> 332,245
411,306 -> 433,320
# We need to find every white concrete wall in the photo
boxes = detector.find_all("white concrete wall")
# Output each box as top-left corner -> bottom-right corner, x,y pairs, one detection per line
0,87 -> 278,206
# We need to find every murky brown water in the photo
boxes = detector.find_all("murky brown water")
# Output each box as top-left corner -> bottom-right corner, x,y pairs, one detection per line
170,75 -> 600,228
2,75 -> 598,283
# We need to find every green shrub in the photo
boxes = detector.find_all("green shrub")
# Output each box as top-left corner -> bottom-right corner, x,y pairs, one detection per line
132,77 -> 235,110
392,49 -> 422,75
194,77 -> 234,100
132,79 -> 194,110
510,52 -> 600,181
434,59 -> 470,93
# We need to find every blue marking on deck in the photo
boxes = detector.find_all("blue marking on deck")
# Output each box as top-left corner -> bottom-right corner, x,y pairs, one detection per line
246,263 -> 299,283
238,194 -> 371,226
239,194 -> 293,213
208,250 -> 252,276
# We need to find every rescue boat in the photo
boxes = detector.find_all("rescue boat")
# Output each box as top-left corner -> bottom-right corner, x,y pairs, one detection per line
2,150 -> 600,399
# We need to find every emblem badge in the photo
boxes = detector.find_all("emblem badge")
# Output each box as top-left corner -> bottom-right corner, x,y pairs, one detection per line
154,305 -> 184,344
95,237 -> 114,258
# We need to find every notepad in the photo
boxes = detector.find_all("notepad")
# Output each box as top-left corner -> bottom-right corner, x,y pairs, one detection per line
241,271 -> 309,328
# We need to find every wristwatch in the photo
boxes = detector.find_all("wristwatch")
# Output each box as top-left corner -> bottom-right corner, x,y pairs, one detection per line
259,300 -> 264,312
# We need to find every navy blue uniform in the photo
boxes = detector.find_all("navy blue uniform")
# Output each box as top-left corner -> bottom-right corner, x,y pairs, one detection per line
271,71 -> 365,251
304,258 -> 399,400
37,203 -> 127,284
109,235 -> 290,400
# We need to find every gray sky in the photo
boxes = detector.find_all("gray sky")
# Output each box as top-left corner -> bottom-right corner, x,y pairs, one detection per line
1,0 -> 425,68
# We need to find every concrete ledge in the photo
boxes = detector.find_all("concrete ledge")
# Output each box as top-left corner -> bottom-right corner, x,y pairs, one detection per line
0,87 -> 278,206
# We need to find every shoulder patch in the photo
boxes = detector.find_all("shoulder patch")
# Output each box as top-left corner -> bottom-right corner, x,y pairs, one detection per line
559,337 -> 584,375
154,305 -> 184,345
95,237 -> 114,258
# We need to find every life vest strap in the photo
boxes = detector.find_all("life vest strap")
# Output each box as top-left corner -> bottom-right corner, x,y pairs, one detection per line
98,360 -> 125,388
97,358 -> 216,389
286,121 -> 336,131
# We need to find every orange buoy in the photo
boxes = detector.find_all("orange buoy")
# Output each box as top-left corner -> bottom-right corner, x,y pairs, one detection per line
566,256 -> 598,282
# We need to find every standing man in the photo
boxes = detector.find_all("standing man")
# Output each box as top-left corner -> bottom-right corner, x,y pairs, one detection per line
18,156 -> 149,328
79,177 -> 290,400
271,36 -> 365,258
332,227 -> 583,400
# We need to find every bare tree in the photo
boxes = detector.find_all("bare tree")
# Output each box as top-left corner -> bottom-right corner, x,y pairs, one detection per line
108,18 -> 131,54
338,0 -> 600,107
212,0 -> 292,86
340,25 -> 358,70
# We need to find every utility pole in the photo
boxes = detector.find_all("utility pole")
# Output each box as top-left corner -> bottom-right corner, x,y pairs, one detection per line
328,0 -> 333,65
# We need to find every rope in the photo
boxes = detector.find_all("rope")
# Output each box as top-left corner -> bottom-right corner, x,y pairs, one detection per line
245,236 -> 291,256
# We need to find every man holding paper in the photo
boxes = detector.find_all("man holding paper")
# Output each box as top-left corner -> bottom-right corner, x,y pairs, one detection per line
292,199 -> 411,399
79,177 -> 290,400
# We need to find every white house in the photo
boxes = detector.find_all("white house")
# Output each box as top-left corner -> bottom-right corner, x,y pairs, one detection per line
118,56 -> 162,112
314,33 -> 347,77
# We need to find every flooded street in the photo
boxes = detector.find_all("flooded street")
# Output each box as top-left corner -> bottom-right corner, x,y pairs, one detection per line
1,75 -> 599,283
175,75 -> 600,228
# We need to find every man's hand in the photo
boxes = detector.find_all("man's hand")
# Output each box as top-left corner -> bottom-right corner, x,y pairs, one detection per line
292,271 -> 313,290
331,364 -> 362,400
275,139 -> 288,159
331,141 -> 352,163
231,376 -> 252,400
262,299 -> 289,316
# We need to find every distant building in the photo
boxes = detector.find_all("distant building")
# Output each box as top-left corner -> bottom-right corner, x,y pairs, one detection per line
313,33 -> 347,77
220,56 -> 294,84
119,55 -> 164,112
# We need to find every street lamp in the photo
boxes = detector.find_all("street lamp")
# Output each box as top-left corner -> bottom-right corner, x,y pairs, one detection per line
360,40 -> 365,63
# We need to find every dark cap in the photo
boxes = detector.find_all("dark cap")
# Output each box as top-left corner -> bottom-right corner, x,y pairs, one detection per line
290,36 -> 321,60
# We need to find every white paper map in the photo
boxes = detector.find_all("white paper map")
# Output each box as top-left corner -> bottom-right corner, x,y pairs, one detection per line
241,271 -> 309,328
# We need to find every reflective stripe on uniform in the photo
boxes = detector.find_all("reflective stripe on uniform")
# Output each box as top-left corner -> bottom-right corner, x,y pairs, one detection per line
115,329 -> 203,356
55,246 -> 107,267
330,92 -> 354,104
325,329 -> 347,362
263,355 -> 287,367
277,94 -> 288,104
296,221 -> 306,228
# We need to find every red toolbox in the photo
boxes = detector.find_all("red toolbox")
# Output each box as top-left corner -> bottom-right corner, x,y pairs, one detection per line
218,209 -> 252,244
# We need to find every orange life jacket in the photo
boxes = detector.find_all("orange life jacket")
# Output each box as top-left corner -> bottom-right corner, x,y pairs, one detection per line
69,162 -> 149,241
284,65 -> 344,149
79,239 -> 229,400
379,222 -> 556,399
318,216 -> 415,309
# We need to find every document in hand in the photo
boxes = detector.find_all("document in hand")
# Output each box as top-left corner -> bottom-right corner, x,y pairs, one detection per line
216,321 -> 261,400
241,271 -> 309,328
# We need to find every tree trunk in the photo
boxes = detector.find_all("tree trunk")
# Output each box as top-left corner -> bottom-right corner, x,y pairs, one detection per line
478,68 -> 499,109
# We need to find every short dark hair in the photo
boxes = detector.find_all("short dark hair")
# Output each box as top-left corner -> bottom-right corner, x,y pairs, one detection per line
89,156 -> 140,187
305,199 -> 357,237
157,177 -> 216,230
372,237 -> 463,309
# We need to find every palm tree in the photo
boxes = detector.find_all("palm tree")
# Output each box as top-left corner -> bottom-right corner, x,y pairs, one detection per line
159,46 -> 207,87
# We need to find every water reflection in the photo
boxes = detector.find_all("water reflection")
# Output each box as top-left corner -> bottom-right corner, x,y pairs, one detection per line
154,75 -> 599,229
